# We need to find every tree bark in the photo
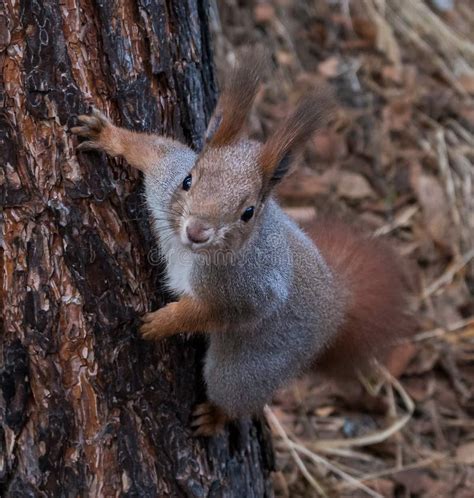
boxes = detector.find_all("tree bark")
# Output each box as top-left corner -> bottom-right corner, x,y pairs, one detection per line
0,1 -> 274,496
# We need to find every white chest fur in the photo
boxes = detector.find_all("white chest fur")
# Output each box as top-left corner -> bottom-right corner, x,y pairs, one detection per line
160,234 -> 195,297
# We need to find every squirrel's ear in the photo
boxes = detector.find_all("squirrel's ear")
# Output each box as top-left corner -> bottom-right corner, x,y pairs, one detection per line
259,89 -> 335,193
205,51 -> 264,146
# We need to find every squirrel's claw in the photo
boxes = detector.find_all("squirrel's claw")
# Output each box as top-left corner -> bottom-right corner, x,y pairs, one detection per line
193,403 -> 214,417
77,114 -> 101,130
75,112 -> 106,131
139,301 -> 184,341
141,312 -> 156,324
90,107 -> 109,124
77,107 -> 109,128
71,126 -> 97,139
191,402 -> 227,437
139,307 -> 178,341
139,318 -> 160,340
76,140 -> 102,152
72,108 -> 112,154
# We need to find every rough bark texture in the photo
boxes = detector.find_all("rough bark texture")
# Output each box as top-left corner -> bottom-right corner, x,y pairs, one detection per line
0,1 -> 274,496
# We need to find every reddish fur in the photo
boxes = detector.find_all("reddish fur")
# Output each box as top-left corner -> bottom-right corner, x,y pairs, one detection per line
208,52 -> 263,147
191,402 -> 228,437
140,296 -> 221,340
304,219 -> 415,379
259,89 -> 335,181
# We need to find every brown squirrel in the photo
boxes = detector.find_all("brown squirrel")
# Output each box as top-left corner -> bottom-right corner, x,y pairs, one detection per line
72,59 -> 413,436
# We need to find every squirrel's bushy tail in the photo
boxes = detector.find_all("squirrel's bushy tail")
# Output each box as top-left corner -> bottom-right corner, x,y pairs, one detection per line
304,219 -> 415,379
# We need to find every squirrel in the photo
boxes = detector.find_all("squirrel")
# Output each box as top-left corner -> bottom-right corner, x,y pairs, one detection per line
72,58 -> 414,437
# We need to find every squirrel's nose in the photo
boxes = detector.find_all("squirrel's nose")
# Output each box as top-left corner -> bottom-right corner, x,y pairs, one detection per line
186,219 -> 213,244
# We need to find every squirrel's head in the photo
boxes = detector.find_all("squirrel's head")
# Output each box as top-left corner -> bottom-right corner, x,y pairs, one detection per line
170,55 -> 334,254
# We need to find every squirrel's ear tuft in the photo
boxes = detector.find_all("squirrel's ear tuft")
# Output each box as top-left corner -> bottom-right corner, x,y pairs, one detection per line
205,50 -> 264,146
259,88 -> 335,192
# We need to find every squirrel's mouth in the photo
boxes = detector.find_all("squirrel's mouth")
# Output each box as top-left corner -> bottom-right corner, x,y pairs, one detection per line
181,239 -> 213,253
178,230 -> 233,259
179,217 -> 217,251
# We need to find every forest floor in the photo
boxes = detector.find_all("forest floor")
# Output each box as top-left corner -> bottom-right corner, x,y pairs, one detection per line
214,1 -> 474,496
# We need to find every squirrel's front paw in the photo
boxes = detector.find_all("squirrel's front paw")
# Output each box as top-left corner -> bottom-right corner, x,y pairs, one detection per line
140,302 -> 180,341
191,402 -> 227,437
71,108 -> 114,153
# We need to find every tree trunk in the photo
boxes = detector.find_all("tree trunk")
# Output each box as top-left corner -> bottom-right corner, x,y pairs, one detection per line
0,1 -> 274,496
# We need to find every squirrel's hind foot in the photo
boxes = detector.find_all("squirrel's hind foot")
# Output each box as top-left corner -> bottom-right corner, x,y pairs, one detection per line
191,402 -> 227,437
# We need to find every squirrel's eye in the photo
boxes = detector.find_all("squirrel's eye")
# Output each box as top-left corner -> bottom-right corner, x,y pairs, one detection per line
182,174 -> 192,191
241,206 -> 255,222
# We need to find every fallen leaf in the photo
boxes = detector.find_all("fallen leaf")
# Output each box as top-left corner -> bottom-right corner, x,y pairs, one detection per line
406,346 -> 440,375
382,64 -> 403,84
371,478 -> 395,497
272,471 -> 289,498
315,405 -> 335,417
312,129 -> 347,161
383,98 -> 413,131
276,50 -> 293,66
455,442 -> 474,464
277,167 -> 328,203
410,167 -> 451,246
318,56 -> 340,78
458,72 -> 474,94
405,377 -> 432,402
352,17 -> 377,44
337,171 -> 375,200
254,4 -> 275,24
283,207 -> 316,224
393,469 -> 436,495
